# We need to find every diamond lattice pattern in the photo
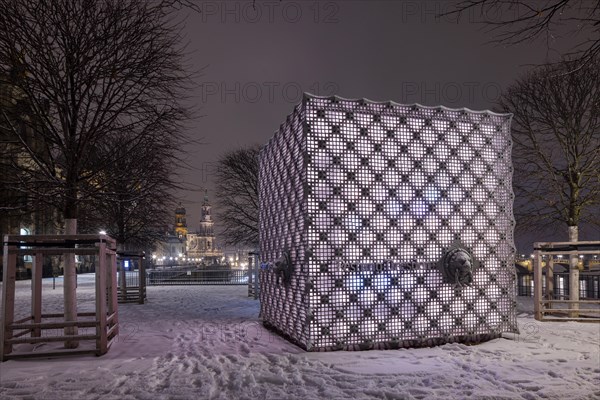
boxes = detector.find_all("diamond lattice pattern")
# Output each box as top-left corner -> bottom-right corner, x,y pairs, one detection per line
259,94 -> 518,351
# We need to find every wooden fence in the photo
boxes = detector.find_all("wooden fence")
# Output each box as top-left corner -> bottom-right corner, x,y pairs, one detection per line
533,241 -> 600,322
1,234 -> 119,360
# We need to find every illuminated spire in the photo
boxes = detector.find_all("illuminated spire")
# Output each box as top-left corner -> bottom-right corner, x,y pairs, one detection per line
174,202 -> 187,239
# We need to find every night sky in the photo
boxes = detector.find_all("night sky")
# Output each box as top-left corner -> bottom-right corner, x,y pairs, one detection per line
175,1 -> 595,251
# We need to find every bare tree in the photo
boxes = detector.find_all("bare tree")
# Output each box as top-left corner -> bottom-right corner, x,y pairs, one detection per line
502,58 -> 600,237
0,75 -> 30,229
78,131 -> 184,252
215,146 -> 261,247
0,72 -> 57,232
0,0 -> 193,345
448,1 -> 600,68
502,58 -> 600,312
0,0 -> 191,229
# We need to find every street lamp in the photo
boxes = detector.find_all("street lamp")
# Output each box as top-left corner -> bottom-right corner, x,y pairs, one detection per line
99,230 -> 107,235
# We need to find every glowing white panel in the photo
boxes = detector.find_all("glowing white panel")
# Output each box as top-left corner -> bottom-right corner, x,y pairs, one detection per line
259,94 -> 517,351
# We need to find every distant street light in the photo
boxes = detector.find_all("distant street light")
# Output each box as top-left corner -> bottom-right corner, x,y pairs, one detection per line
99,230 -> 107,235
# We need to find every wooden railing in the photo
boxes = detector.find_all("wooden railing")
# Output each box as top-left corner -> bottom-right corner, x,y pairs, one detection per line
533,241 -> 600,322
1,234 -> 119,360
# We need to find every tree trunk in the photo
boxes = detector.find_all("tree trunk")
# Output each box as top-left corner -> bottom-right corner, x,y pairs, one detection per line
568,225 -> 579,318
64,218 -> 79,348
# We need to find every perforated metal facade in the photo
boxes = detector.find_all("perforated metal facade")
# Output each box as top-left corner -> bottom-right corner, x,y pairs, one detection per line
259,94 -> 518,351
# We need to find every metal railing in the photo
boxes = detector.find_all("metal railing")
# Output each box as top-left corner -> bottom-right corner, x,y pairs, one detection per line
117,253 -> 146,304
147,268 -> 249,285
517,272 -> 600,299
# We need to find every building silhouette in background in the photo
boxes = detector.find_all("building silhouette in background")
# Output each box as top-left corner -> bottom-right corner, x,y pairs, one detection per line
154,192 -> 223,264
174,203 -> 188,239
0,72 -> 59,278
187,190 -> 223,263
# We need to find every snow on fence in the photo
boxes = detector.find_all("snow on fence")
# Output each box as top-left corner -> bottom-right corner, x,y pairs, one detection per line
533,241 -> 600,322
259,93 -> 519,351
1,234 -> 119,360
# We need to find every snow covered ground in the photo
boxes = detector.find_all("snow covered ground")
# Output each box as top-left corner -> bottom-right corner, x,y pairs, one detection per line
0,274 -> 598,400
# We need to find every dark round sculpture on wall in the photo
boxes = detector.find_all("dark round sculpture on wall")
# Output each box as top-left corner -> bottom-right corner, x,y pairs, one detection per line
440,246 -> 476,287
274,249 -> 293,285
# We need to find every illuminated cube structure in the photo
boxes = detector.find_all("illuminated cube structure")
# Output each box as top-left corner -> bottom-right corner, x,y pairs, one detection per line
259,93 -> 518,351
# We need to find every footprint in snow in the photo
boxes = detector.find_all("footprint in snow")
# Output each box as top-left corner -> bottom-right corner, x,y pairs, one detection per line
239,343 -> 251,355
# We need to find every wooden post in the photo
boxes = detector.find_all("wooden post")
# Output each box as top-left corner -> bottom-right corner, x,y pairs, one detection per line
64,219 -> 78,348
533,248 -> 543,321
108,249 -> 119,336
546,258 -> 554,310
106,251 -> 114,313
254,253 -> 259,300
248,255 -> 253,297
119,259 -> 127,302
139,256 -> 146,304
96,241 -> 108,355
568,228 -> 580,318
1,236 -> 17,360
569,255 -> 580,318
31,252 -> 43,337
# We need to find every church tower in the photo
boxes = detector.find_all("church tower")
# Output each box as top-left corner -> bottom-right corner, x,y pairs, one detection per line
174,203 -> 188,239
185,189 -> 223,262
198,190 -> 214,250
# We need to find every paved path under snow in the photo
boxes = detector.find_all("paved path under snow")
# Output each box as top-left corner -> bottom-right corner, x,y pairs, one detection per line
0,275 -> 598,399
